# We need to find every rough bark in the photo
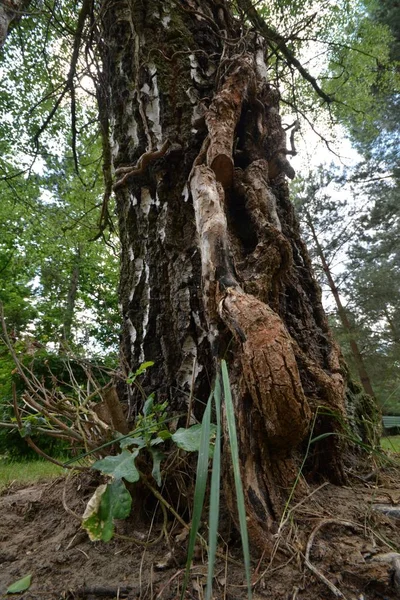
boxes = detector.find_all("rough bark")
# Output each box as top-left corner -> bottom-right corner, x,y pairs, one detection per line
98,0 -> 378,550
0,0 -> 29,47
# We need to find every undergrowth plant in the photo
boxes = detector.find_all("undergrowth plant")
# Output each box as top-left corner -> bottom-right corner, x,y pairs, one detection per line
82,360 -> 253,599
82,362 -> 216,542
181,360 -> 252,600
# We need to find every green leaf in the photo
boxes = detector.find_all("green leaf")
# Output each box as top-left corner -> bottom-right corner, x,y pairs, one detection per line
143,394 -> 154,416
149,447 -> 165,486
172,423 -> 216,453
150,436 -> 164,446
81,483 -> 107,541
118,436 -> 146,449
136,361 -> 154,375
127,361 -> 154,383
6,574 -> 32,594
92,449 -> 140,482
310,432 -> 337,444
157,429 -> 172,441
222,360 -> 252,600
181,393 -> 212,600
82,479 -> 132,542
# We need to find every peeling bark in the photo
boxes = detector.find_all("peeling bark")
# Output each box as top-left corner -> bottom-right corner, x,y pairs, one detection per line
206,57 -> 253,189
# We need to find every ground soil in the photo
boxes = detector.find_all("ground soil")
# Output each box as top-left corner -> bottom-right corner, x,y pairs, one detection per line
0,470 -> 399,600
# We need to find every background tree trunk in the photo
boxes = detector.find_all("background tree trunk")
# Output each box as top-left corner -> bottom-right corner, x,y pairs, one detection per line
61,247 -> 81,347
99,0 -> 378,550
305,211 -> 376,401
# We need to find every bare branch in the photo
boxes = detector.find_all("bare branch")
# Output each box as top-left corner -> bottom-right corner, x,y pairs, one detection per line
236,0 -> 333,104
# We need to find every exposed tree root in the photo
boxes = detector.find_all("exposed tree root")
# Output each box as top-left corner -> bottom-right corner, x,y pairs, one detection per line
304,519 -> 363,599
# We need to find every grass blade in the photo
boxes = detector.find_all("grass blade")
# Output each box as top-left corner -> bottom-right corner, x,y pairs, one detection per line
181,393 -> 212,600
205,374 -> 222,600
221,360 -> 252,600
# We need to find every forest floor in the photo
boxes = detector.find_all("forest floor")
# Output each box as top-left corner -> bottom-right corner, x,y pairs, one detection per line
0,465 -> 399,600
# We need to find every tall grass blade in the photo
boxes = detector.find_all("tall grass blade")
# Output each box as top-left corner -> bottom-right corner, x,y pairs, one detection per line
278,408 -> 318,533
205,374 -> 222,600
181,393 -> 212,600
221,360 -> 252,600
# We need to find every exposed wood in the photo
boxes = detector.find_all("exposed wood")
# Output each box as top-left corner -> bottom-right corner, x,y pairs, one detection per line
102,385 -> 130,435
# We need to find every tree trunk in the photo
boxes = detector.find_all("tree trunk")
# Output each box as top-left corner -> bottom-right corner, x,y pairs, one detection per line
384,307 -> 400,345
98,0 -> 377,550
305,213 -> 376,401
61,248 -> 81,347
0,0 -> 29,47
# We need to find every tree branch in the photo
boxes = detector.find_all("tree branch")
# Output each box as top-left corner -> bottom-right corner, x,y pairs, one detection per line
236,0 -> 333,104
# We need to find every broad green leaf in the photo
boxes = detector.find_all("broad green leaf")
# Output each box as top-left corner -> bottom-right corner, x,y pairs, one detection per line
172,423 -> 216,453
222,360 -> 252,600
157,429 -> 172,441
149,447 -> 165,486
82,479 -> 132,542
6,574 -> 32,594
92,449 -> 140,482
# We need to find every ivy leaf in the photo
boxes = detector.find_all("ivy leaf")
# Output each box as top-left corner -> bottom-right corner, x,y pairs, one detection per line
149,447 -> 165,486
6,574 -> 32,594
92,449 -> 140,482
172,424 -> 217,453
82,479 -> 132,542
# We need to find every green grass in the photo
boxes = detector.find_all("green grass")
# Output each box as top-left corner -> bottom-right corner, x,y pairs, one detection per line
381,435 -> 400,453
0,459 -> 65,491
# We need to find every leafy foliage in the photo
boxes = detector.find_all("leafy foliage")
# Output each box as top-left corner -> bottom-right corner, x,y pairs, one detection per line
0,0 -> 119,355
86,388 -> 217,547
93,450 -> 140,483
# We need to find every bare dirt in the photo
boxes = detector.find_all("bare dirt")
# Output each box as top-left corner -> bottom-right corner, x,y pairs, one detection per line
0,471 -> 399,600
